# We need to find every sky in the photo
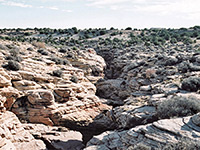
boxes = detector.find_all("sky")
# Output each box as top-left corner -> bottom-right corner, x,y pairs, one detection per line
0,0 -> 200,29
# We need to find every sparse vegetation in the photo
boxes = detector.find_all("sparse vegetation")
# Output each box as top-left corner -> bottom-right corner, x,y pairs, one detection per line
181,77 -> 200,92
37,49 -> 49,55
157,96 -> 200,119
162,138 -> 200,150
70,75 -> 78,83
52,69 -> 63,77
49,56 -> 70,65
2,60 -> 21,71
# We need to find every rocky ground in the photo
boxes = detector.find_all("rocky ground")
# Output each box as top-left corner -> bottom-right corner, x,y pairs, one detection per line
0,27 -> 200,149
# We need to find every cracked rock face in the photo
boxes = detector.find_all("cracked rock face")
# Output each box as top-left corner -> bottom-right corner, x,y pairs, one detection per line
85,114 -> 200,149
0,111 -> 46,150
22,123 -> 84,150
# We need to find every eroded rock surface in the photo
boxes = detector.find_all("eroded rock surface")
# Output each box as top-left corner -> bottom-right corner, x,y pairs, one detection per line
0,111 -> 46,150
85,113 -> 200,149
23,123 -> 84,150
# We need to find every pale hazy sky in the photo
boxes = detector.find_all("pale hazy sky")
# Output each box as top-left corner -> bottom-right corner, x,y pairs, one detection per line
0,0 -> 200,29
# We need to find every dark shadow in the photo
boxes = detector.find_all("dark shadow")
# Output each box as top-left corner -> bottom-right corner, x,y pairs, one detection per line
41,138 -> 84,150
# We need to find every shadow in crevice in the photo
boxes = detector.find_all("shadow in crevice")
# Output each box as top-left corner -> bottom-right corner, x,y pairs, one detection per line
39,136 -> 84,150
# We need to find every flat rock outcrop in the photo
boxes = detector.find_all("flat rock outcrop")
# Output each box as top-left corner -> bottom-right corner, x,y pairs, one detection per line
0,111 -> 46,150
85,113 -> 200,149
23,123 -> 84,150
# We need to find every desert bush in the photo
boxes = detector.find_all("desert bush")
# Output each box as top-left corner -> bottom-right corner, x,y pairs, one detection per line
131,143 -> 151,150
5,55 -> 22,62
99,30 -> 107,35
164,57 -> 178,66
110,32 -> 118,36
181,77 -> 200,92
9,48 -> 19,56
50,57 -> 69,65
59,48 -> 67,53
37,49 -> 48,55
27,47 -> 34,51
146,69 -> 156,78
182,37 -> 193,45
125,27 -> 132,30
70,75 -> 78,83
162,138 -> 200,150
2,60 -> 21,71
170,38 -> 177,44
32,42 -> 46,48
52,69 -> 63,77
157,96 -> 200,119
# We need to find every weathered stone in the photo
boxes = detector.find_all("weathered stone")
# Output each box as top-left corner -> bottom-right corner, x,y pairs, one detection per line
0,87 -> 20,110
23,123 -> 84,150
12,80 -> 41,91
85,115 -> 200,149
0,111 -> 46,150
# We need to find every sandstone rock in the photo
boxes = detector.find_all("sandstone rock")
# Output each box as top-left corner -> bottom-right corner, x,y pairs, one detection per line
113,105 -> 157,129
12,80 -> 41,91
96,79 -> 129,101
18,70 -> 36,80
0,75 -> 12,87
85,115 -> 200,149
22,123 -> 84,150
0,87 -> 20,110
0,68 -> 11,87
0,95 -> 6,112
9,71 -> 22,81
11,88 -> 114,131
0,111 -> 46,150
70,50 -> 106,83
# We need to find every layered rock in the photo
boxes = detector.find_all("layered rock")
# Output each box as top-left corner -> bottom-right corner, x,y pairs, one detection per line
0,68 -> 12,88
22,123 -> 84,150
0,111 -> 46,150
85,113 -> 200,149
11,87 -> 114,131
70,49 -> 106,83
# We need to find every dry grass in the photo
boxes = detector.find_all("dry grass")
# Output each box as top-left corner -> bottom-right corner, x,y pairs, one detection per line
32,41 -> 46,48
145,69 -> 156,78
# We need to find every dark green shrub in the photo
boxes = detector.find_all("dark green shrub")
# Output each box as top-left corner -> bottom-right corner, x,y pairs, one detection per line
9,48 -> 19,56
59,48 -> 67,53
37,49 -> 48,55
170,38 -> 177,44
157,96 -> 200,119
182,37 -> 193,45
99,30 -> 107,35
27,47 -> 34,51
50,57 -> 70,65
70,75 -> 78,83
52,69 -> 63,77
125,27 -> 132,30
163,138 -> 200,150
3,60 -> 21,71
181,77 -> 200,92
5,55 -> 22,62
110,32 -> 118,36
